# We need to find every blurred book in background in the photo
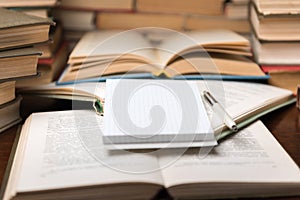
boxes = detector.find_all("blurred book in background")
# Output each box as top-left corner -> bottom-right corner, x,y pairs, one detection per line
0,0 -> 57,7
17,42 -> 68,87
54,0 -> 134,51
96,13 -> 184,30
59,0 -> 134,11
57,29 -> 266,84
57,0 -> 252,49
136,0 -> 224,15
224,0 -> 249,19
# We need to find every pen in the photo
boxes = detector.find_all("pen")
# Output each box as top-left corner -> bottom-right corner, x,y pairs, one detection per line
203,91 -> 238,132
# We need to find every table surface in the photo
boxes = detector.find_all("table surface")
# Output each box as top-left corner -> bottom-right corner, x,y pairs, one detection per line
0,97 -> 299,200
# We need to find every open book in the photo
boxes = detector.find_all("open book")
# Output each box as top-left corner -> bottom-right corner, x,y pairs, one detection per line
2,110 -> 300,200
57,29 -> 267,84
19,80 -> 295,140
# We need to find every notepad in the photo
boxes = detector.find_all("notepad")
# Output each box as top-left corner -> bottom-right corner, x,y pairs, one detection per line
103,79 -> 216,149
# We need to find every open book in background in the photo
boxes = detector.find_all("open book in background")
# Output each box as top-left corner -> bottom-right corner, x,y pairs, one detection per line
18,80 -> 295,140
2,110 -> 300,200
57,29 -> 267,84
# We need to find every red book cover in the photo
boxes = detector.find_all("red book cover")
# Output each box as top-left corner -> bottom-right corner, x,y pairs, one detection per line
261,65 -> 300,73
38,41 -> 68,65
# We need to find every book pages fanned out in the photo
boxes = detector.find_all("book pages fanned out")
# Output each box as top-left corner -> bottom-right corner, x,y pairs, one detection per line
58,29 -> 266,84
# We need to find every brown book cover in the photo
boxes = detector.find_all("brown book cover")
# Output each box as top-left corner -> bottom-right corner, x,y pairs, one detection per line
59,0 -> 133,11
96,12 -> 184,30
136,0 -> 224,16
0,8 -> 55,50
0,47 -> 41,80
0,8 -> 54,29
0,47 -> 42,59
16,42 -> 68,87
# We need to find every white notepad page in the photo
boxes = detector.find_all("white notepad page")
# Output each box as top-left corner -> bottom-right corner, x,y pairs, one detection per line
103,79 -> 216,149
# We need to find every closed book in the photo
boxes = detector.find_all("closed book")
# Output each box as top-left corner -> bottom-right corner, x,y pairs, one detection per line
260,65 -> 300,94
16,42 -> 68,87
0,96 -> 22,133
34,23 -> 63,59
96,12 -> 184,30
261,65 -> 300,73
0,81 -> 15,106
250,1 -> 300,41
59,0 -> 133,11
251,34 -> 300,65
0,0 -> 57,7
0,8 -> 54,50
0,47 -> 41,80
53,9 -> 96,31
136,0 -> 224,16
224,1 -> 248,19
185,15 -> 250,33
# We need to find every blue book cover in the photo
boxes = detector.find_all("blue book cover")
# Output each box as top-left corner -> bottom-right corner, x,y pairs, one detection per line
56,72 -> 270,86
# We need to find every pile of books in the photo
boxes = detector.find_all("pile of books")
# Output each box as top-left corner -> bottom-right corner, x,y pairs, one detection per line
54,0 -> 252,51
250,0 -> 300,93
0,8 -> 53,132
0,0 -> 68,87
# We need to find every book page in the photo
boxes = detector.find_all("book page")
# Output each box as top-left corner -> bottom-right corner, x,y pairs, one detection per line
16,110 -> 163,192
157,30 -> 249,66
103,79 -> 216,147
159,120 -> 300,188
19,82 -> 106,102
69,30 -> 158,64
196,80 -> 292,131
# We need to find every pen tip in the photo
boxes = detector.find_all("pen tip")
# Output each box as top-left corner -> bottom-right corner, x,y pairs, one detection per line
232,125 -> 238,132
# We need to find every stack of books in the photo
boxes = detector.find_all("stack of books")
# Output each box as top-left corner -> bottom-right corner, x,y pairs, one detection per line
0,8 -> 53,132
15,22 -> 67,87
1,0 -> 68,87
52,0 -> 129,50
99,0 -> 250,33
250,0 -> 300,93
54,0 -> 251,50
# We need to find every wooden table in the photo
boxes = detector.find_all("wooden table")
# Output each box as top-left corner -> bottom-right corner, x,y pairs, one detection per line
0,97 -> 299,199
